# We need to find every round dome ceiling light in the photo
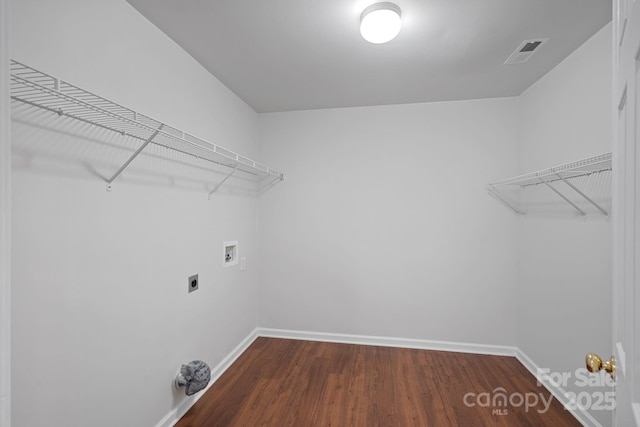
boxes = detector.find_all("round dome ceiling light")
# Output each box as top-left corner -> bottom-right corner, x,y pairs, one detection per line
360,2 -> 402,44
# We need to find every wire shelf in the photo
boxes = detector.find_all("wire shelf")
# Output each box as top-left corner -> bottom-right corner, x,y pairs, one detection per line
10,60 -> 285,193
487,153 -> 612,218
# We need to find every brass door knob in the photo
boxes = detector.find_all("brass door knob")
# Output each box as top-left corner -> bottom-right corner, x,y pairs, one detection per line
586,353 -> 615,381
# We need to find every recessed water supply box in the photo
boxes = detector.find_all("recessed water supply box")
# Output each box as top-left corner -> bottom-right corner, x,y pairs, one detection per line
223,241 -> 238,268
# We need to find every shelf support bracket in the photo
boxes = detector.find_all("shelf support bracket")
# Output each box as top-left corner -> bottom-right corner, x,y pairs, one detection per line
208,164 -> 241,199
554,173 -> 608,217
106,126 -> 162,191
538,175 -> 586,216
487,187 -> 525,215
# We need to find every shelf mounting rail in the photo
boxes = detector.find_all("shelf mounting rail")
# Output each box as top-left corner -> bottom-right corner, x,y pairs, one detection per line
9,60 -> 285,194
487,152 -> 612,217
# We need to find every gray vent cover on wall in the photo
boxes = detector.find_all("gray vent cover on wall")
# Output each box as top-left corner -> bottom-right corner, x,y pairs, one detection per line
504,38 -> 549,64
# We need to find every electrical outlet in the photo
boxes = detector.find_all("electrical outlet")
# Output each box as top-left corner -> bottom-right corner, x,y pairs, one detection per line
188,274 -> 199,293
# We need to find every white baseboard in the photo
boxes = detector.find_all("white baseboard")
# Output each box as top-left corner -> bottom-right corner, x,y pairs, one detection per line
256,327 -> 518,356
516,349 -> 602,427
155,328 -> 259,427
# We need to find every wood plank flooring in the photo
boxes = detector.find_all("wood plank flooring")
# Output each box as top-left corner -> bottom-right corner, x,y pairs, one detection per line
175,337 -> 582,426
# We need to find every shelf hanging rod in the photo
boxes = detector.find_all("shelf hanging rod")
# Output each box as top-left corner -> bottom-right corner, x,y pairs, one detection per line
518,168 -> 610,189
12,75 -> 149,132
11,95 -> 131,138
106,126 -> 163,191
554,173 -> 608,217
11,96 -> 142,140
208,163 -> 241,199
537,175 -> 586,216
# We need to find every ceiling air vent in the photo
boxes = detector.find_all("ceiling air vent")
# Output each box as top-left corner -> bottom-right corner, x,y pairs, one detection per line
504,38 -> 549,65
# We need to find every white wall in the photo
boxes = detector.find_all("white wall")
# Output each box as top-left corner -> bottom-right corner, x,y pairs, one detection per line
257,98 -> 519,346
1,0 -> 12,425
11,1 -> 260,426
517,23 -> 612,426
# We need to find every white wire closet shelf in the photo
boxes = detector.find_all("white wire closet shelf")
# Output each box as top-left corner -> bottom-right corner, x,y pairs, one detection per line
10,60 -> 285,196
487,153 -> 612,218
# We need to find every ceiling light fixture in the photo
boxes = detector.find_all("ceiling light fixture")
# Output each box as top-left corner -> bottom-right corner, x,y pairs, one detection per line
360,2 -> 402,44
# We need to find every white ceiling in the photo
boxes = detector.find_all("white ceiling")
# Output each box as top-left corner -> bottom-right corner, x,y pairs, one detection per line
126,0 -> 611,113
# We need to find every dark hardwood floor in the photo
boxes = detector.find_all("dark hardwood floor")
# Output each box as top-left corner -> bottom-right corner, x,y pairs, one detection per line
175,337 -> 582,426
